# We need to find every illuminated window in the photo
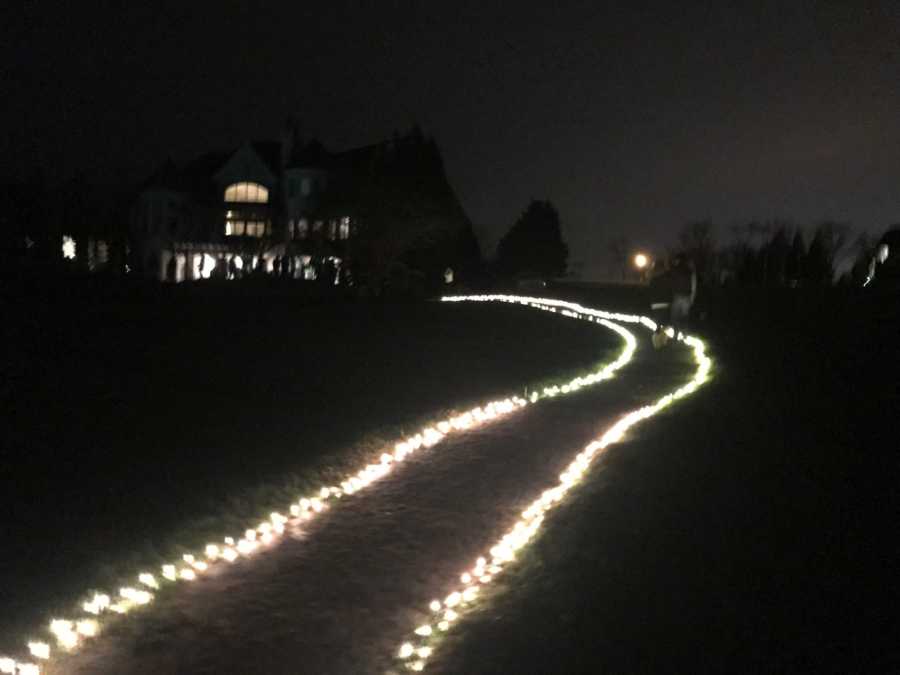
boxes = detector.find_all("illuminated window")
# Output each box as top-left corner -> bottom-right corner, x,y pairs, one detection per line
62,236 -> 76,260
339,217 -> 350,240
225,216 -> 269,238
297,219 -> 308,239
224,182 -> 269,203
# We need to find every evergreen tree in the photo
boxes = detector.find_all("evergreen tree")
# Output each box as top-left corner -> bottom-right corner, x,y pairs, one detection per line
786,230 -> 805,284
496,200 -> 568,279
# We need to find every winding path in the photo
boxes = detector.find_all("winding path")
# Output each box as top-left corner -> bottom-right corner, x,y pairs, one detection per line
11,297 -> 709,675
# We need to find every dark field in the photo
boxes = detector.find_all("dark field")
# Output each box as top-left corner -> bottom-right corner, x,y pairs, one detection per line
433,283 -> 900,674
1,282 -> 615,652
2,281 -> 899,674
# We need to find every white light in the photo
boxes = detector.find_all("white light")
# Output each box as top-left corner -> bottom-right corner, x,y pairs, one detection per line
138,573 -> 158,589
0,658 -> 14,674
634,253 -> 649,269
393,294 -> 713,669
76,620 -> 98,637
27,643 -> 49,660
4,294 -> 660,672
61,236 -> 76,260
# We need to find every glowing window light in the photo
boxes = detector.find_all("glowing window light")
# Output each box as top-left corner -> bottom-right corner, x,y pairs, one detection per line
224,182 -> 268,204
61,236 -> 76,260
200,253 -> 215,279
393,294 -> 712,669
1,294 -> 649,672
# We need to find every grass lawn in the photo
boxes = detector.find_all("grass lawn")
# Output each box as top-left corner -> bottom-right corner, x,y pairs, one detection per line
433,284 -> 900,674
0,281 -> 620,652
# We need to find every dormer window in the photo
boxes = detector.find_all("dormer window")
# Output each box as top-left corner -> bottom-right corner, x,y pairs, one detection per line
224,182 -> 268,203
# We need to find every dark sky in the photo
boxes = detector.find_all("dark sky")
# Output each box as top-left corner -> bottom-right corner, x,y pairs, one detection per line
4,1 -> 899,274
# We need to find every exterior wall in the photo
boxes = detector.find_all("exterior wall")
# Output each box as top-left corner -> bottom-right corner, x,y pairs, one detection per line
284,168 -> 329,221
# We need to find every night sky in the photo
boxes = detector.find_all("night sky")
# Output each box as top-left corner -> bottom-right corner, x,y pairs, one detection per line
4,1 -> 899,275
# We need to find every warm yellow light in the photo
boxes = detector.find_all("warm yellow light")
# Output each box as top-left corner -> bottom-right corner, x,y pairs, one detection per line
634,253 -> 649,269
1,293 -> 675,673
394,294 -> 713,670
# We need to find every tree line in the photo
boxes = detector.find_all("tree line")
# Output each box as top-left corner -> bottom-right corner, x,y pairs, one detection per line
616,220 -> 893,287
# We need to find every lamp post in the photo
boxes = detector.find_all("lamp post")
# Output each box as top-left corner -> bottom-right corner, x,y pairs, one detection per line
633,252 -> 651,282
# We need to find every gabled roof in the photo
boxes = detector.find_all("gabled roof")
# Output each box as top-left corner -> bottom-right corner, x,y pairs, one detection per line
250,141 -> 283,175
287,139 -> 330,169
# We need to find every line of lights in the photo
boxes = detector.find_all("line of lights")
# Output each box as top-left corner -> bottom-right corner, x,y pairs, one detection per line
394,295 -> 712,671
0,296 -> 640,674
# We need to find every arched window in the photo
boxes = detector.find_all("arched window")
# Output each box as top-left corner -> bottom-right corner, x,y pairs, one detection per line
224,182 -> 269,203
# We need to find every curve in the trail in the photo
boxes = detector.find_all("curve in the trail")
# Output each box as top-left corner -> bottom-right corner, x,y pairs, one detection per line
392,295 -> 712,672
1,296 -> 639,675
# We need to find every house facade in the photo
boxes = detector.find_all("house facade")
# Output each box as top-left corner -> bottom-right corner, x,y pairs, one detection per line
130,128 -> 480,289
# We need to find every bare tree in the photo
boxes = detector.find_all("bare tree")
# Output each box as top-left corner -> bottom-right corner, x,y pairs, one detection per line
676,221 -> 716,282
607,235 -> 631,281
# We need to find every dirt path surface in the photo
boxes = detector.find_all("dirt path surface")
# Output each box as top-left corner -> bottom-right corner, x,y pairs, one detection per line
50,334 -> 693,675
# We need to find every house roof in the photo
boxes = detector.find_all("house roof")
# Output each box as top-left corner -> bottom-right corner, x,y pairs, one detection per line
250,141 -> 283,175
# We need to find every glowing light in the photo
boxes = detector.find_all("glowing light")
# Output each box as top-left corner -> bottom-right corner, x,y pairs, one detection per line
634,253 -> 649,269
82,593 -> 109,615
200,253 -> 216,279
0,658 -> 15,674
27,643 -> 49,661
393,294 -> 713,669
1,294 -> 650,671
399,643 -> 415,659
138,573 -> 158,589
75,620 -> 98,638
61,236 -> 77,260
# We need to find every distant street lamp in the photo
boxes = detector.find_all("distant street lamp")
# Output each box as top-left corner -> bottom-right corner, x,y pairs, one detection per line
633,253 -> 649,269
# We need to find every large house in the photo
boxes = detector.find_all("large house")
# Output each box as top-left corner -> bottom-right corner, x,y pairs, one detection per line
130,127 -> 480,288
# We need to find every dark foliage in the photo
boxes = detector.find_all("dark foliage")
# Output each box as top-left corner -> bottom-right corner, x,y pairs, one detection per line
495,200 -> 568,279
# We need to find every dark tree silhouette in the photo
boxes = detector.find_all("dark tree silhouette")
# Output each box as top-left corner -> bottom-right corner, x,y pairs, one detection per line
786,230 -> 805,283
803,222 -> 848,285
675,221 -> 716,282
848,232 -> 874,286
608,235 -> 632,281
763,225 -> 790,285
496,200 -> 568,279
